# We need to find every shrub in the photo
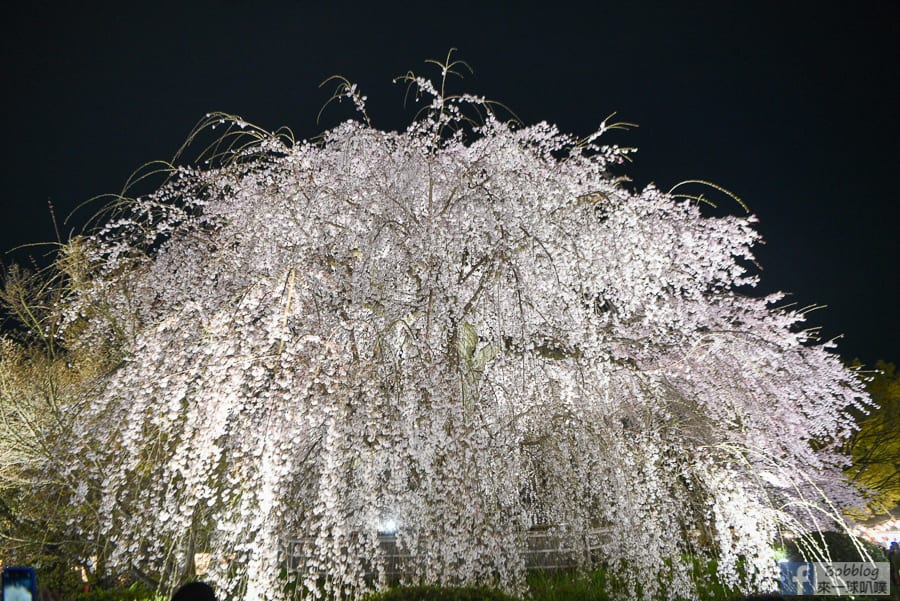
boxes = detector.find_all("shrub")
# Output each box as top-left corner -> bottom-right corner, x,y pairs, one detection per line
780,530 -> 887,562
363,585 -> 521,601
72,582 -> 162,601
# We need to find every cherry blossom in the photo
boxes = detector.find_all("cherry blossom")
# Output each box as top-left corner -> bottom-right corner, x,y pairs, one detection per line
49,66 -> 870,600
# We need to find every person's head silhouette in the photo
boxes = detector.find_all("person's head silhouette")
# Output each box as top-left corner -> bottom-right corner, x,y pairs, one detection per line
171,581 -> 216,601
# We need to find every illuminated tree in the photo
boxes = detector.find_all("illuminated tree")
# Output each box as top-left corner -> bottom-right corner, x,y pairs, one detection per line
844,360 -> 900,517
0,261 -> 116,592
6,59 -> 870,600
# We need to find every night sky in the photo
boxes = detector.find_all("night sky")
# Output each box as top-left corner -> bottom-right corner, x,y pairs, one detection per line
2,1 -> 897,365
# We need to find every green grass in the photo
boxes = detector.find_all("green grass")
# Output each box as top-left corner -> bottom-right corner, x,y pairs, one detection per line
527,569 -> 611,601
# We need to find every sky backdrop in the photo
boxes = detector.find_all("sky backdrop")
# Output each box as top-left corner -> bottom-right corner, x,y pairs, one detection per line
2,0 -> 897,365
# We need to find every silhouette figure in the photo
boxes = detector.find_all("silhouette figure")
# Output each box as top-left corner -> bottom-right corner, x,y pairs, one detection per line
889,541 -> 900,586
171,581 -> 217,601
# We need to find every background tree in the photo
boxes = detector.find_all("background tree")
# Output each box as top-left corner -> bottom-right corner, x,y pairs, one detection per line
844,360 -> 900,518
0,60 -> 872,600
0,258 -> 119,594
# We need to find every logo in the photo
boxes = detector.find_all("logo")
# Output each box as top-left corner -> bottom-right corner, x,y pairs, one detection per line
780,562 -> 815,595
778,561 -> 890,596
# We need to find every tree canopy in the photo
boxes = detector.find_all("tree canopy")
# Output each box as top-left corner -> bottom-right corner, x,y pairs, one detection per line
844,360 -> 900,518
0,62 -> 872,600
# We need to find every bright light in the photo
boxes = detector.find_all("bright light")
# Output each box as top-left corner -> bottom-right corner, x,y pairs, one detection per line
772,545 -> 789,562
194,552 -> 212,575
379,518 -> 398,535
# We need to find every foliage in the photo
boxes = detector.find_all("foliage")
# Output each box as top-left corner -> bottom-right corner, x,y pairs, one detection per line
526,562 -> 743,601
526,569 -> 611,601
1,54 -> 871,600
0,261 -> 122,595
777,530 -> 887,563
72,582 -> 165,601
843,360 -> 900,517
362,584 -> 520,601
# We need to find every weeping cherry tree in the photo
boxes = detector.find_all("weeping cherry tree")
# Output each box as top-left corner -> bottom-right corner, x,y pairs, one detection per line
32,57 -> 871,599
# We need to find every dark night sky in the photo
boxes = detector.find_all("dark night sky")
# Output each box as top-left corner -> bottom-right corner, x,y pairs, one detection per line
2,1 -> 897,365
